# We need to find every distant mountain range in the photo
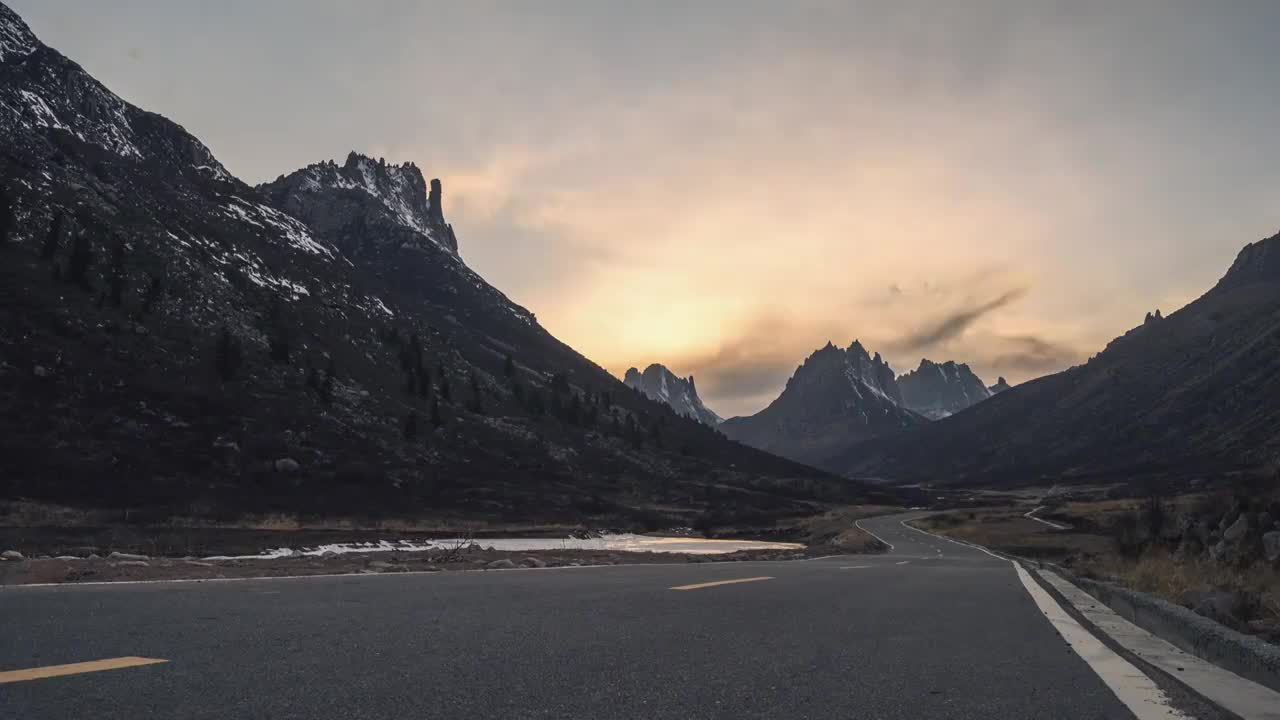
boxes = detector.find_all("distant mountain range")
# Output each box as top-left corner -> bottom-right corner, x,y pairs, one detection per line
623,364 -> 722,426
839,232 -> 1280,487
897,359 -> 994,420
0,1 -> 895,526
720,342 -> 906,465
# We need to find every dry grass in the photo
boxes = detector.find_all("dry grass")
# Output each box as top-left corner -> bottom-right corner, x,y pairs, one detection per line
1082,552 -> 1280,625
914,506 -> 1112,560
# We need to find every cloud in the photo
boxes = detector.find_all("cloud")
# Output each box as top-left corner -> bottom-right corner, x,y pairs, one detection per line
886,288 -> 1028,352
988,334 -> 1084,376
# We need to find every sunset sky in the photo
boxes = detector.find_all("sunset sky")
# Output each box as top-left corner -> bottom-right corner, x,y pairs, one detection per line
18,1 -> 1280,417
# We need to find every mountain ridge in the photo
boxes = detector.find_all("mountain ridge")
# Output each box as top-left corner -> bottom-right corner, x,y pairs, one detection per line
623,364 -> 722,426
838,231 -> 1280,486
0,0 -> 895,529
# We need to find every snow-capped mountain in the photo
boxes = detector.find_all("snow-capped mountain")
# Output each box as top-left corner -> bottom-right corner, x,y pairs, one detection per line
0,0 -> 865,523
897,359 -> 993,419
623,364 -> 722,426
720,341 -> 923,466
0,3 -> 230,181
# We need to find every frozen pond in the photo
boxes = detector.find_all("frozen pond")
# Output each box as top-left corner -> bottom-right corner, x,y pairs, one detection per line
205,534 -> 803,560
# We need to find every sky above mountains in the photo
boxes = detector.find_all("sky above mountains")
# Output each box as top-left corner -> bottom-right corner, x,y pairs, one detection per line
17,0 -> 1280,417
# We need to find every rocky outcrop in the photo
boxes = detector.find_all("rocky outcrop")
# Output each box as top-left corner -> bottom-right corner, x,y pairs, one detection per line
623,364 -> 722,426
258,152 -> 458,256
896,359 -> 993,419
989,377 -> 1011,394
720,341 -> 923,466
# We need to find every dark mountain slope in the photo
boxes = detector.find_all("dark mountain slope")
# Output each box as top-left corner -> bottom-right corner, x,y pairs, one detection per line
0,2 -> 891,527
721,341 -> 923,466
838,233 -> 1280,486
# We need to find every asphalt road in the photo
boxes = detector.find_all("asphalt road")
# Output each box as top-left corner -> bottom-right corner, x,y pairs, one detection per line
1,515 -> 1165,719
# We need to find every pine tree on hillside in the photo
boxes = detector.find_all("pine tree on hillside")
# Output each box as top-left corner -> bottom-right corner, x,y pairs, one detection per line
266,301 -> 291,365
404,410 -> 419,440
439,370 -> 452,403
215,326 -> 242,381
503,353 -> 515,378
66,231 -> 93,290
430,397 -> 444,427
320,357 -> 336,404
468,370 -> 484,414
107,236 -> 127,306
0,187 -> 13,246
40,214 -> 63,260
140,273 -> 164,314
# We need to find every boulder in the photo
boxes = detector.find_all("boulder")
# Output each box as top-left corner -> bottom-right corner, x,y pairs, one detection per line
1,550 -> 24,561
522,557 -> 547,568
485,559 -> 518,570
274,458 -> 301,473
1184,588 -> 1259,630
112,560 -> 150,567
1264,531 -> 1280,563
1223,513 -> 1251,543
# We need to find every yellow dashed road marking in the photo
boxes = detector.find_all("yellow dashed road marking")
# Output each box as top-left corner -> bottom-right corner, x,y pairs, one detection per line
0,657 -> 169,684
670,576 -> 773,591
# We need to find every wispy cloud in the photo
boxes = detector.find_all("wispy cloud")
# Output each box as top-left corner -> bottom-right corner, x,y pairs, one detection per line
887,288 -> 1028,352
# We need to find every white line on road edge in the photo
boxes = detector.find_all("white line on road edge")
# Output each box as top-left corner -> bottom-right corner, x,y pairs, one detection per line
1037,568 -> 1280,720
1013,564 -> 1191,720
899,520 -> 1006,560
895,561 -> 910,565
839,565 -> 872,570
1024,506 -> 1069,530
853,519 -> 894,550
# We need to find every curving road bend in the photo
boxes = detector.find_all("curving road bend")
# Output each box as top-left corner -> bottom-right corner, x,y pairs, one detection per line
1,514 -> 1203,719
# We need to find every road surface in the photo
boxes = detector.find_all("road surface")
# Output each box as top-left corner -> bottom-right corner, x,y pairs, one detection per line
0,514 -> 1201,718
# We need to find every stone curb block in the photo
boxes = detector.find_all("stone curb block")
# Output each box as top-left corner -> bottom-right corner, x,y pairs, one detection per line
1066,572 -> 1280,693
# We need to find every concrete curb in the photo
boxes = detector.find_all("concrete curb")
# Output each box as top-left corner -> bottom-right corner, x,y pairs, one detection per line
1059,571 -> 1280,694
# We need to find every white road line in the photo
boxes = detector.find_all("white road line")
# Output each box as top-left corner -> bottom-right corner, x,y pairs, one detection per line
853,519 -> 895,550
839,565 -> 872,570
1024,506 -> 1069,530
895,561 -> 910,565
1038,569 -> 1280,720
1013,565 -> 1191,719
900,520 -> 1006,560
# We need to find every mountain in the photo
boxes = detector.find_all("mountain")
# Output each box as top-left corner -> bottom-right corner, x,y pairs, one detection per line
0,2 -> 895,528
988,377 -> 1012,394
838,232 -> 1280,487
720,341 -> 924,466
259,153 -> 458,256
622,364 -> 722,426
896,359 -> 993,419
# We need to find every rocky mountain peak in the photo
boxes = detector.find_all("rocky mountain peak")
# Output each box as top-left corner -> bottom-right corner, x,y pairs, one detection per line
1215,231 -> 1280,292
257,152 -> 459,256
897,358 -> 993,420
0,7 -> 230,178
623,363 -> 722,426
0,2 -> 37,62
721,339 -> 922,465
989,376 -> 1011,394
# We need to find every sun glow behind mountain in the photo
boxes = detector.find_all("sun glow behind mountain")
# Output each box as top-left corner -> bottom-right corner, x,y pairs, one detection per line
19,0 -> 1280,416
